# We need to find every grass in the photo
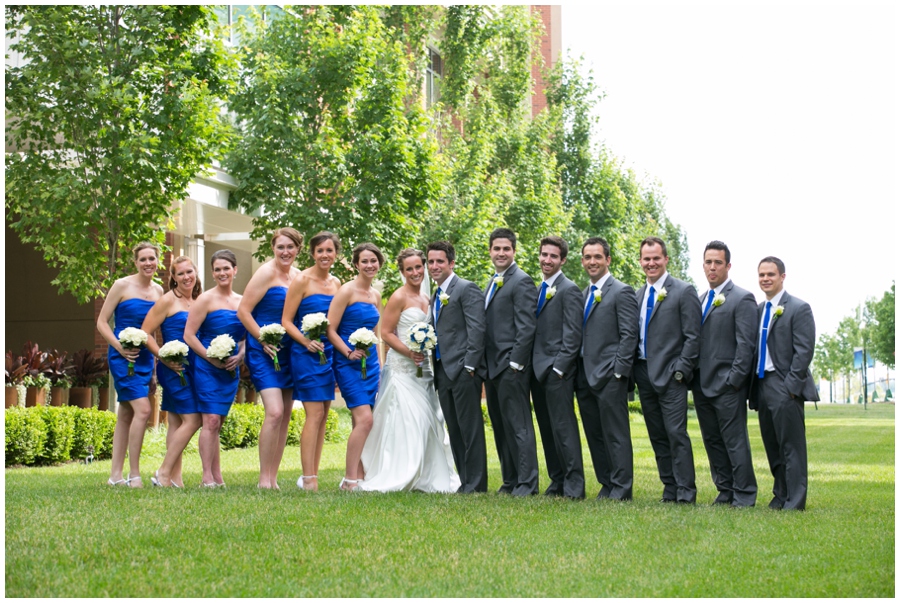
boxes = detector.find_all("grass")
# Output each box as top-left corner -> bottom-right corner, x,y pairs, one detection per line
5,403 -> 894,597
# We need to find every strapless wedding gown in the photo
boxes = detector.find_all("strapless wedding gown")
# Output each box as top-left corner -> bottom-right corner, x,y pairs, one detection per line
359,308 -> 461,493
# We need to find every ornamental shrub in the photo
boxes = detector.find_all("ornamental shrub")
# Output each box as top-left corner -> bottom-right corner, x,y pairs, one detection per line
36,406 -> 76,464
286,407 -> 305,446
71,408 -> 116,460
5,407 -> 47,465
323,407 -> 340,442
219,408 -> 249,449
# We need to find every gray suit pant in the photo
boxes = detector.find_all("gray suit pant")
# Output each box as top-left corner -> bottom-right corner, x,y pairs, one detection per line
757,374 -> 807,510
634,361 -> 697,502
530,370 -> 585,498
434,360 -> 488,493
575,366 -> 633,500
485,367 -> 539,496
694,387 -> 758,506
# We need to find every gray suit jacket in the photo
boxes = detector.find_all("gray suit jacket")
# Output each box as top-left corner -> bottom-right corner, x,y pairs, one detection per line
532,273 -> 582,381
635,274 -> 701,393
695,280 -> 757,397
749,291 -> 819,404
582,276 -> 639,390
429,274 -> 486,381
484,263 -> 538,379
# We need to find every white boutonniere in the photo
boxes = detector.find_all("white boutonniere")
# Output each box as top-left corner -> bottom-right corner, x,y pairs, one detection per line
545,286 -> 556,300
770,305 -> 785,323
593,290 -> 602,304
438,292 -> 450,307
495,276 -> 504,288
713,293 -> 726,307
656,287 -> 668,302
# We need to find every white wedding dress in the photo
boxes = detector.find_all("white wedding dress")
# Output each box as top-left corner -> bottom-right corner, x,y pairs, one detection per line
358,307 -> 461,493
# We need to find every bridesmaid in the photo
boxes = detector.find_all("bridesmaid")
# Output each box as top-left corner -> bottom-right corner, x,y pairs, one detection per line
184,249 -> 247,487
327,243 -> 384,491
282,231 -> 342,491
97,242 -> 164,488
141,256 -> 202,488
237,227 -> 302,490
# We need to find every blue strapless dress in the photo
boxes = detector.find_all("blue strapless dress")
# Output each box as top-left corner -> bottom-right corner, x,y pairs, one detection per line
157,311 -> 197,415
245,286 -> 293,391
193,309 -> 247,416
108,298 -> 155,402
291,294 -> 335,402
333,302 -> 380,408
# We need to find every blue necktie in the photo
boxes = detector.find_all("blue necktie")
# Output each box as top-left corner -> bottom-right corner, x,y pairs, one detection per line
583,285 -> 597,326
644,286 -> 655,358
757,301 -> 772,378
702,290 -> 715,324
434,287 -> 442,360
535,282 -> 549,317
486,274 -> 498,308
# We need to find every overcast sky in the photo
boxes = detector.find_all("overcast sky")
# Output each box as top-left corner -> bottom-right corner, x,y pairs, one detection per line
562,0 -> 897,335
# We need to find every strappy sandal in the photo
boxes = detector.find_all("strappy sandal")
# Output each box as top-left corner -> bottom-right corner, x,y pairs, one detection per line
339,477 -> 360,491
125,475 -> 142,488
107,478 -> 127,486
297,475 -> 318,490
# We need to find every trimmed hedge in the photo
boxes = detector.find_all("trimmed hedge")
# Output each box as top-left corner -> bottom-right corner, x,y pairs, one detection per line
5,403 -> 338,465
220,404 -> 340,450
5,406 -> 115,466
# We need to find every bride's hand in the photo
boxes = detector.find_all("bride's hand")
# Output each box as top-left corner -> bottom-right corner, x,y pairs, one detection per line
410,351 -> 425,365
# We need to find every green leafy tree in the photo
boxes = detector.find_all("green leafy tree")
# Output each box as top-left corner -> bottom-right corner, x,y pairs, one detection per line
225,5 -> 442,286
544,57 -> 690,289
5,5 -> 234,302
865,283 -> 895,369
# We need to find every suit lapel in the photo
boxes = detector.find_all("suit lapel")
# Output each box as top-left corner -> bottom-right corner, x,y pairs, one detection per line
587,276 -> 613,321
648,275 -> 670,324
487,264 -> 516,308
435,275 -> 459,326
705,280 -> 733,322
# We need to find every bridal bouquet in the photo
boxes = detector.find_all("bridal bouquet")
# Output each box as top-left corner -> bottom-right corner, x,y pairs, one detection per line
158,340 -> 190,386
258,323 -> 286,372
301,312 -> 330,365
207,334 -> 238,378
348,328 -> 378,380
118,327 -> 148,376
406,321 -> 437,378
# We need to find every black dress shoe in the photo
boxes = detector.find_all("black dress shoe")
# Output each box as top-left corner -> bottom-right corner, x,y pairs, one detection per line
768,498 -> 784,510
660,497 -> 676,503
731,502 -> 755,508
544,485 -> 564,497
712,493 -> 733,505
596,487 -> 611,499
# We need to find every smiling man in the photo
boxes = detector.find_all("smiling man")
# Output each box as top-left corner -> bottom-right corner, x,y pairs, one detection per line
633,236 -> 701,504
483,227 -> 539,496
529,236 -> 584,499
691,240 -> 758,507
749,256 -> 818,510
576,237 -> 639,500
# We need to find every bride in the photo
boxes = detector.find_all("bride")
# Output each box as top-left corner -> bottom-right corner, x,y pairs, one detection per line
358,248 -> 460,493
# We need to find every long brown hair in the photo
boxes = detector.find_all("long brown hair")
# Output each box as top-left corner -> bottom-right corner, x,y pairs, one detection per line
169,256 -> 202,300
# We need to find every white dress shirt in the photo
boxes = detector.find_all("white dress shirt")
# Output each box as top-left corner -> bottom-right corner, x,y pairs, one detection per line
638,271 -> 668,360
758,289 -> 786,374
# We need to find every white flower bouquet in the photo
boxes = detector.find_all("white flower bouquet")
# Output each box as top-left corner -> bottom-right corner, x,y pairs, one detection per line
406,321 -> 437,378
207,334 -> 238,378
158,340 -> 190,386
118,327 -> 148,376
348,328 -> 379,380
301,312 -> 330,365
258,323 -> 286,372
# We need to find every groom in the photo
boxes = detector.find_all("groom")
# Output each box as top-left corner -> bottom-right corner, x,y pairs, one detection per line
426,241 -> 488,493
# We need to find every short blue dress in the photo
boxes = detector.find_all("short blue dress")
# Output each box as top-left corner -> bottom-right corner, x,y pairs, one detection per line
108,298 -> 155,402
245,286 -> 293,391
333,302 -> 380,409
193,309 -> 247,416
157,311 -> 197,415
291,293 -> 336,402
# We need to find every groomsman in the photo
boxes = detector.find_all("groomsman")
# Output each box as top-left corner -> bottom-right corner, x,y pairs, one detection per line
691,241 -> 758,507
426,241 -> 488,493
483,227 -> 539,496
749,256 -> 818,510
576,237 -> 639,500
529,236 -> 585,499
633,236 -> 701,503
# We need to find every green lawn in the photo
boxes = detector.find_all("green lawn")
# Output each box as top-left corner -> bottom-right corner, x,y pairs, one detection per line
5,403 -> 894,597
